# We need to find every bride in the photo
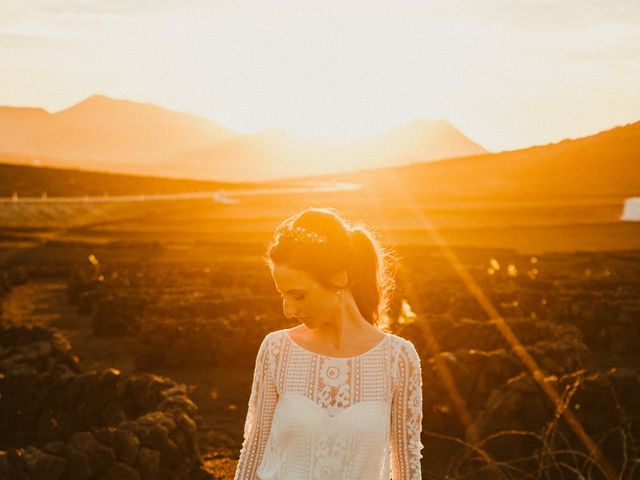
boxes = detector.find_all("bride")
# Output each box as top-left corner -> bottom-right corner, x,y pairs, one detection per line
234,206 -> 423,479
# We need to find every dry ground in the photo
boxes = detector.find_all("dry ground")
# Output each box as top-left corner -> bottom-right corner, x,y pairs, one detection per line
1,278 -> 245,478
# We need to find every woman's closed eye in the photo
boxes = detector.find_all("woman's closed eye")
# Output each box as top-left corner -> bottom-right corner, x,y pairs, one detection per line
280,293 -> 305,301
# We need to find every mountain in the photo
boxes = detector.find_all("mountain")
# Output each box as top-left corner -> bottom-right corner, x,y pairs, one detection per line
0,95 -> 487,181
180,119 -> 487,182
313,120 -> 640,200
0,95 -> 238,171
2,119 -> 638,203
180,129 -> 346,181
365,118 -> 485,165
0,107 -> 51,152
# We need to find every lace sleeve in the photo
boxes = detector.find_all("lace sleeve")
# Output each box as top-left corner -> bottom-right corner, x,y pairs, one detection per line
234,333 -> 279,480
390,338 -> 424,480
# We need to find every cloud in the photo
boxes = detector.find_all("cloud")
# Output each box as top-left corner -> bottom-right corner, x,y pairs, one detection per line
0,0 -> 204,33
1,0 -> 189,17
0,30 -> 73,54
562,42 -> 640,64
0,1 -> 182,40
470,0 -> 640,32
0,31 -> 53,46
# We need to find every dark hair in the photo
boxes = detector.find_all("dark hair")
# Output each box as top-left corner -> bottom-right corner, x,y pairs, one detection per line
263,207 -> 397,326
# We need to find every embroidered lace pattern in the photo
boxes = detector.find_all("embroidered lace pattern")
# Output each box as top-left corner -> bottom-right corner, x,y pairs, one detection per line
234,329 -> 423,479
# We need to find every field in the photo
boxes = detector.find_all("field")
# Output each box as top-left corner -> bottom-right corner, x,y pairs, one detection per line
2,180 -> 640,478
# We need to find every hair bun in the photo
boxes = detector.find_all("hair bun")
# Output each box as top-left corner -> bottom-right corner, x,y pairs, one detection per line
265,207 -> 396,326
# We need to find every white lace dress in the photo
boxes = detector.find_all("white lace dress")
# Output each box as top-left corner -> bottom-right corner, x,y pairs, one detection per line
234,328 -> 423,479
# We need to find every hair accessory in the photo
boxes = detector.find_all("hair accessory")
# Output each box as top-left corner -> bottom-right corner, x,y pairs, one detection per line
284,225 -> 328,244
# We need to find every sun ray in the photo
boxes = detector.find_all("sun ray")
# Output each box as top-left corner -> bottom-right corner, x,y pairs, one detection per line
383,171 -> 619,479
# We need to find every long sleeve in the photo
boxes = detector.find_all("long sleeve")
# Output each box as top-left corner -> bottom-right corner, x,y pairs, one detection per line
390,339 -> 424,479
234,333 -> 279,480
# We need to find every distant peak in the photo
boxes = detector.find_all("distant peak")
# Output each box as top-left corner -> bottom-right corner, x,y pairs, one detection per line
381,118 -> 459,138
57,94 -> 162,114
74,94 -> 116,107
85,94 -> 111,102
256,127 -> 293,139
0,106 -> 49,115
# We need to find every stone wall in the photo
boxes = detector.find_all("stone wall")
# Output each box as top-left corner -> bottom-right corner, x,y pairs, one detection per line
0,265 -> 29,318
0,323 -> 211,480
401,317 -> 640,477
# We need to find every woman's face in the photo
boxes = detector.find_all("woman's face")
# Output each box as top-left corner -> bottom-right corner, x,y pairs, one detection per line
270,263 -> 342,328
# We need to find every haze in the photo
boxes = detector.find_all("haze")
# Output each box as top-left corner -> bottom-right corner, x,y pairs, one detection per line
1,0 -> 639,151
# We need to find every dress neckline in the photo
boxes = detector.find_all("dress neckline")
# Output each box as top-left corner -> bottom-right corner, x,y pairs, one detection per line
284,329 -> 388,359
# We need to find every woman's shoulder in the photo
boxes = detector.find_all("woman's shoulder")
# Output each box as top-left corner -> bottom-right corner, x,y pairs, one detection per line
265,328 -> 289,339
260,328 -> 289,348
383,332 -> 420,359
383,331 -> 415,347
254,330 -> 289,368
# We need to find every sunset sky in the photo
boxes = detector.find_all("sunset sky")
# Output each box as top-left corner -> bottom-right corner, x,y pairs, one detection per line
1,0 -> 639,152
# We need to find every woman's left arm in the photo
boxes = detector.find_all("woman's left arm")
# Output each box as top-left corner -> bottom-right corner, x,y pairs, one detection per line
390,338 -> 424,480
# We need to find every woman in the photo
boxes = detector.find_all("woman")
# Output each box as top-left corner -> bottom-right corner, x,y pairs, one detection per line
234,207 -> 423,479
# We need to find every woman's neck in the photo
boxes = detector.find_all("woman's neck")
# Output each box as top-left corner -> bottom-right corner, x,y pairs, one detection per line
302,293 -> 379,350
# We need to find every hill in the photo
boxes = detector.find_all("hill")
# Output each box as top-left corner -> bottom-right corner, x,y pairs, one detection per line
2,119 -> 638,202
0,95 -> 486,181
0,155 -> 261,198
183,119 -> 486,181
308,120 -> 640,201
0,95 -> 238,172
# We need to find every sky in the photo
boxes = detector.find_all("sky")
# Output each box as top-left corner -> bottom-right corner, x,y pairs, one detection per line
1,0 -> 639,152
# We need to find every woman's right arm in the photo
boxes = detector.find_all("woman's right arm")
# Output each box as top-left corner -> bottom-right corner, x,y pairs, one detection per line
234,333 -> 279,480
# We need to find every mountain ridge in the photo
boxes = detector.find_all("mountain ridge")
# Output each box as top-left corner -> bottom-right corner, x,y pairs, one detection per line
2,118 -> 638,201
0,94 -> 487,181
311,119 -> 640,200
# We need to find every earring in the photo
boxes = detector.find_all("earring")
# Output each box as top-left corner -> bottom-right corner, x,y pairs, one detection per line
336,290 -> 342,295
